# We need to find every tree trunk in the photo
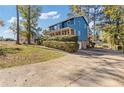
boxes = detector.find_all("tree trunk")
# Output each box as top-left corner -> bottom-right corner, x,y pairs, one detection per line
93,7 -> 96,41
16,5 -> 20,44
122,42 -> 124,54
116,18 -> 120,46
27,5 -> 31,44
87,6 -> 90,24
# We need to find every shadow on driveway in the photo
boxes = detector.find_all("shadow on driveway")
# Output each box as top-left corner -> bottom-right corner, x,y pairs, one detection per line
64,59 -> 124,86
74,48 -> 124,61
63,48 -> 124,86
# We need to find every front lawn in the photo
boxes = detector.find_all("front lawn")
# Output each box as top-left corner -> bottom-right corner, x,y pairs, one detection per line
0,42 -> 64,69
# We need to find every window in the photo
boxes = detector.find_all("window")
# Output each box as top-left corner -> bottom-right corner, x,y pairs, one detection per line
51,26 -> 55,30
77,21 -> 80,25
59,24 -> 62,29
84,24 -> 87,29
67,19 -> 74,25
69,19 -> 74,25
78,31 -> 81,36
54,25 -> 57,30
63,22 -> 67,27
67,21 -> 69,25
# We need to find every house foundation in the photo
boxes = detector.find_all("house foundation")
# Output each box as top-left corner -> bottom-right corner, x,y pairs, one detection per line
78,40 -> 88,49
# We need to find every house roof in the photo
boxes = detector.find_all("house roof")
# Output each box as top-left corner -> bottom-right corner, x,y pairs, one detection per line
48,15 -> 89,28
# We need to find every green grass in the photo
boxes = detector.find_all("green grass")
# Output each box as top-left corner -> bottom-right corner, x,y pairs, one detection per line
0,43 -> 64,69
0,47 -> 22,55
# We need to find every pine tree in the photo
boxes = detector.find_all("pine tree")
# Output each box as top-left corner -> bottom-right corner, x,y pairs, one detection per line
16,5 -> 20,44
19,5 -> 41,44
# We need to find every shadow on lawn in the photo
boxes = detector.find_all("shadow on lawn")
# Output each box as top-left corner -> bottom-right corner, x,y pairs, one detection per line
64,59 -> 124,86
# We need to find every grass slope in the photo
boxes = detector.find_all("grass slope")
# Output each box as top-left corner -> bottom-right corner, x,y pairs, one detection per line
0,42 -> 64,69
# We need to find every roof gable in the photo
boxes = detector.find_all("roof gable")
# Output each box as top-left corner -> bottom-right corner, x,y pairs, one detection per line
48,15 -> 89,27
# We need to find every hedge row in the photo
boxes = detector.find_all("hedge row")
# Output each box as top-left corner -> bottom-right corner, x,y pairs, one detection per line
43,41 -> 79,53
47,35 -> 78,42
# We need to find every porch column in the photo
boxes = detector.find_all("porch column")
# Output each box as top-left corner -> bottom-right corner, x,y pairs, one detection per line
71,29 -> 74,35
60,30 -> 62,35
69,28 -> 71,35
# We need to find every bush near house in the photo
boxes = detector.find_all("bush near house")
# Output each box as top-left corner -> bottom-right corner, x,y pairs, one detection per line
43,35 -> 79,53
43,41 -> 79,53
47,35 -> 78,42
36,36 -> 49,45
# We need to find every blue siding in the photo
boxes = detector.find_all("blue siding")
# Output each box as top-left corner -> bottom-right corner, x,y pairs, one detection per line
49,16 -> 89,41
66,17 -> 88,41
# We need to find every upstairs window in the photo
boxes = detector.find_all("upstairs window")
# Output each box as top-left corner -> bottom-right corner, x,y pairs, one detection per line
77,21 -> 80,26
67,18 -> 74,25
54,25 -> 57,30
78,31 -> 81,36
70,19 -> 74,25
51,26 -> 55,30
84,23 -> 87,29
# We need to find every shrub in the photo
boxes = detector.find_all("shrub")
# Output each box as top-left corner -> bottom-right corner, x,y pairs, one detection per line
36,39 -> 43,45
117,45 -> 122,50
43,41 -> 79,53
0,48 -> 5,56
35,37 -> 44,45
87,41 -> 96,48
47,35 -> 78,42
0,47 -> 22,56
5,38 -> 15,41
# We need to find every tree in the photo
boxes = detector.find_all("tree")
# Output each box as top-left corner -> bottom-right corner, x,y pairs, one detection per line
32,27 -> 42,38
42,29 -> 49,36
0,20 -> 4,41
69,5 -> 124,51
0,19 -> 4,27
102,5 -> 124,49
9,19 -> 17,38
27,5 -> 31,44
69,5 -> 83,16
16,5 -> 20,44
19,5 -> 41,44
8,17 -> 23,39
119,24 -> 124,53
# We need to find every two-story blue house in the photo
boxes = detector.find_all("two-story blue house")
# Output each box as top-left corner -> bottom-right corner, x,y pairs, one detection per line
48,15 -> 92,49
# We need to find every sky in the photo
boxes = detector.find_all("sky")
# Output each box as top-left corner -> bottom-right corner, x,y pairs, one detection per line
0,5 -> 70,39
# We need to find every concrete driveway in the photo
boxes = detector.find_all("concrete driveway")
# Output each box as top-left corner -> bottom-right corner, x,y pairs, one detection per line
0,48 -> 124,87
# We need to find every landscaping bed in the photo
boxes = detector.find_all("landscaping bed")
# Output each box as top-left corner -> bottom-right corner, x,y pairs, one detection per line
43,35 -> 79,53
43,41 -> 79,53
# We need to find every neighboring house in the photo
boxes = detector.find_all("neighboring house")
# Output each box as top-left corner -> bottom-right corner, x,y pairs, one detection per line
48,15 -> 92,49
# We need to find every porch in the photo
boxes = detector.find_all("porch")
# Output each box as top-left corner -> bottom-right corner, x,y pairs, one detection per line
49,27 -> 75,37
